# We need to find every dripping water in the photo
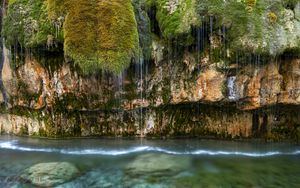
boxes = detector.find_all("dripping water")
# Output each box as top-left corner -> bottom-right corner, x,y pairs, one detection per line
140,57 -> 143,136
135,56 -> 145,136
0,0 -> 9,108
115,70 -> 125,109
228,76 -> 238,101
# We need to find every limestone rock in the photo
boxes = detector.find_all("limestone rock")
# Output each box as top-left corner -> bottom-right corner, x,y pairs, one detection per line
204,112 -> 253,138
52,64 -> 79,98
21,162 -> 79,187
18,59 -> 44,95
196,64 -> 225,102
0,114 -> 43,136
278,59 -> 300,104
2,47 -> 17,96
234,59 -> 300,110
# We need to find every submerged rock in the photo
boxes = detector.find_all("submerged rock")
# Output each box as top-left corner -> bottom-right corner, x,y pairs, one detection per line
57,169 -> 123,188
126,153 -> 190,176
21,162 -> 79,187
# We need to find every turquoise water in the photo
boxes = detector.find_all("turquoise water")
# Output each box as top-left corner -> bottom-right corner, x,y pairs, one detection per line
0,136 -> 300,187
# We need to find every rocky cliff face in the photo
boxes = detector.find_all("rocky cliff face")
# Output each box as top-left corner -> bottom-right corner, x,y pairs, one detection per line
1,50 -> 299,140
1,0 -> 300,140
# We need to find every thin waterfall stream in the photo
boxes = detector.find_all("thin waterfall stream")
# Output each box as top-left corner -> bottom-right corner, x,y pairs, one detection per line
0,0 -> 8,108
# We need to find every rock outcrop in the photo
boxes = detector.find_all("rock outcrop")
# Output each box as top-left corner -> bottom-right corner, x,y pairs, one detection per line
0,51 -> 299,140
0,0 -> 300,140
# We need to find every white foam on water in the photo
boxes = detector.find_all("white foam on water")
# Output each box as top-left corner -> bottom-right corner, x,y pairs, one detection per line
0,140 -> 299,157
0,140 -> 58,153
190,150 -> 281,157
61,146 -> 151,156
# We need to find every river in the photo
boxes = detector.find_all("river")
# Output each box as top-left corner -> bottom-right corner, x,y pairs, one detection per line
0,136 -> 299,187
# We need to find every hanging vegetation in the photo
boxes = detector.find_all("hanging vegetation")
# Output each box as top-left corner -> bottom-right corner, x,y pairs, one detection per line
197,0 -> 300,55
48,0 -> 139,74
3,0 -> 62,48
146,0 -> 201,39
3,0 -> 300,74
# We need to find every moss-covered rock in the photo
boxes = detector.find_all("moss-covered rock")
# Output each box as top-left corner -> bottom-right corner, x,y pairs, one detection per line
4,0 -> 300,73
3,0 -> 62,48
48,0 -> 139,74
146,0 -> 201,39
21,162 -> 79,187
197,0 -> 300,55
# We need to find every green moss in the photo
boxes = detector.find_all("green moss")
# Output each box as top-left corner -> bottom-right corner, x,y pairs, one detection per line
48,0 -> 139,74
198,0 -> 300,55
46,0 -> 66,20
146,0 -> 201,39
3,0 -> 62,48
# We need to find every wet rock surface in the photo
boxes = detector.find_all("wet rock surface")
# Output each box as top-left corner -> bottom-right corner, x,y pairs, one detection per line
0,55 -> 299,140
4,55 -> 300,112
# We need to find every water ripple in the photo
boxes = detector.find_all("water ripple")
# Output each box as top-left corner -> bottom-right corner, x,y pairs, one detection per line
0,140 -> 299,157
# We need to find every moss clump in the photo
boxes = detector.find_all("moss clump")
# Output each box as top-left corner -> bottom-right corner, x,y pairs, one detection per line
268,12 -> 278,24
3,0 -> 62,48
244,0 -> 257,12
146,0 -> 201,39
47,0 -> 66,20
48,0 -> 139,74
197,0 -> 300,56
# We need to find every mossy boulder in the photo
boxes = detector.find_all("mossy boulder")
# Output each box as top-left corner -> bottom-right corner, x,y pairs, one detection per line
21,162 -> 79,187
